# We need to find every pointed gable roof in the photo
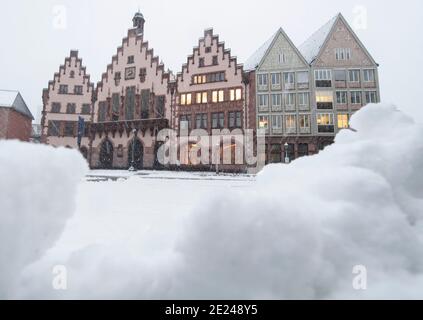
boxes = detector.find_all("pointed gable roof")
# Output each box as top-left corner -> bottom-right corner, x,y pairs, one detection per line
299,13 -> 378,66
298,14 -> 338,64
0,90 -> 34,120
244,27 -> 309,71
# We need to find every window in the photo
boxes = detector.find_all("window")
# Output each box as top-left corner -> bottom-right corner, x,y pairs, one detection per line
81,104 -> 91,115
212,56 -> 218,66
258,116 -> 269,130
271,73 -> 281,86
74,85 -> 83,95
205,47 -> 212,53
316,91 -> 333,109
66,103 -> 76,114
180,93 -> 192,106
297,71 -> 309,85
317,113 -> 335,133
125,86 -> 135,120
351,91 -> 362,104
365,91 -> 378,103
335,48 -> 352,60
271,94 -> 282,107
230,89 -> 242,101
336,91 -> 348,104
284,93 -> 296,107
272,115 -> 282,129
196,92 -> 208,104
114,72 -> 122,86
363,69 -> 375,82
196,113 -> 208,129
48,121 -> 60,136
212,90 -> 224,103
258,94 -> 269,107
298,144 -> 309,157
298,93 -> 309,107
59,85 -> 68,94
349,70 -> 361,82
70,71 -> 75,78
315,70 -> 332,81
337,114 -> 349,129
229,112 -> 242,128
284,72 -> 295,85
155,95 -> 165,117
285,115 -> 297,131
180,115 -> 192,130
112,93 -> 120,115
258,74 -> 268,86
212,112 -> 224,128
64,122 -> 75,137
334,70 -> 347,82
98,102 -> 107,122
51,103 -> 61,113
278,52 -> 286,64
299,114 -> 310,128
315,70 -> 332,87
127,55 -> 135,64
139,68 -> 147,83
141,89 -> 150,119
199,58 -> 205,67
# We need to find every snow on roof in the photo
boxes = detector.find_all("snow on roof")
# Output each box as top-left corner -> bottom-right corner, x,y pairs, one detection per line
244,31 -> 279,71
299,14 -> 339,64
0,89 -> 34,120
0,90 -> 19,107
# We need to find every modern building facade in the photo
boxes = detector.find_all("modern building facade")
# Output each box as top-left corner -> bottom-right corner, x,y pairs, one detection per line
0,90 -> 34,142
40,12 -> 380,172
245,13 -> 380,164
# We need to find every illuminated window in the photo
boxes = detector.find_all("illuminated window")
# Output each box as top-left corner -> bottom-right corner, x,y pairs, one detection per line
316,91 -> 333,103
218,90 -> 224,102
196,92 -> 208,104
317,113 -> 334,126
230,89 -> 242,101
337,114 -> 349,129
285,115 -> 296,130
180,94 -> 186,105
258,116 -> 269,129
186,93 -> 192,105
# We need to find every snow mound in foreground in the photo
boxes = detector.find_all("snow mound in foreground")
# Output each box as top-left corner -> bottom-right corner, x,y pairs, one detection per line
174,104 -> 423,299
9,103 -> 423,299
0,141 -> 88,298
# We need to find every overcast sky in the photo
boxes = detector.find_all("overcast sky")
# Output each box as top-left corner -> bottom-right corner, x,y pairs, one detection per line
1,0 -> 422,123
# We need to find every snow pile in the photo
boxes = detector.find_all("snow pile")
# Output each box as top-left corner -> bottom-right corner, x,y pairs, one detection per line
0,141 -> 88,299
173,104 -> 423,299
8,103 -> 423,299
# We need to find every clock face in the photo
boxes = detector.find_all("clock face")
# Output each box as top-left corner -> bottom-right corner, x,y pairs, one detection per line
125,67 -> 136,80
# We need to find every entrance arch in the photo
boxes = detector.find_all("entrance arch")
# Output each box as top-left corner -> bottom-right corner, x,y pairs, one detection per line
99,139 -> 114,169
128,139 -> 144,170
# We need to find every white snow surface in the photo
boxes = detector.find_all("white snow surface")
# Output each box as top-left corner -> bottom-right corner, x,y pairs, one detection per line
2,103 -> 423,299
0,141 -> 88,298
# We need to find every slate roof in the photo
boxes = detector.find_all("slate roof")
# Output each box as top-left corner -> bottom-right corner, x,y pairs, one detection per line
0,90 -> 34,120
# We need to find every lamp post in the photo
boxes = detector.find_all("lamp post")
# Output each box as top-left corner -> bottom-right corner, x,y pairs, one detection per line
129,128 -> 137,172
284,142 -> 290,164
215,142 -> 220,175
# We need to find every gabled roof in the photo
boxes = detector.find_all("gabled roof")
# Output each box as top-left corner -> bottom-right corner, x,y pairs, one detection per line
0,90 -> 34,120
244,27 -> 309,71
244,31 -> 278,71
299,13 -> 378,66
298,14 -> 338,64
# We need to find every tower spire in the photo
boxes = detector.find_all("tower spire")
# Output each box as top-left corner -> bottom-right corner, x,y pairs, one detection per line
132,11 -> 145,35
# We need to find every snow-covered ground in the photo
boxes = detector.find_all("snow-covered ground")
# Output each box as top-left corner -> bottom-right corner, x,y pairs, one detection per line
2,103 -> 423,299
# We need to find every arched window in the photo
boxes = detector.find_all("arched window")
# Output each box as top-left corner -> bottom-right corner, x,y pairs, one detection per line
99,139 -> 114,169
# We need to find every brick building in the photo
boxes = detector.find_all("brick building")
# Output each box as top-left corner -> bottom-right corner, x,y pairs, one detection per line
0,90 -> 34,142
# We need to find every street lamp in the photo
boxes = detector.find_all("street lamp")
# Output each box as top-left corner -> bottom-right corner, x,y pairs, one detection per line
284,142 -> 290,164
215,142 -> 220,175
129,128 -> 137,172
